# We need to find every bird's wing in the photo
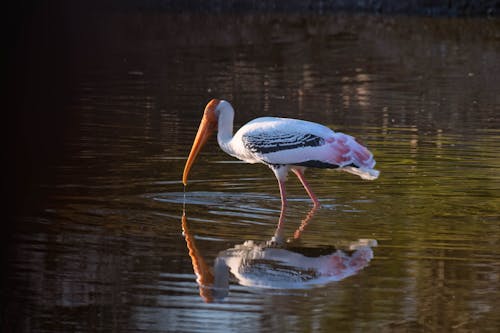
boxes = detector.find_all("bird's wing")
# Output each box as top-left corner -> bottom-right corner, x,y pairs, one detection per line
234,117 -> 379,180
235,117 -> 378,179
243,131 -> 325,155
237,117 -> 332,165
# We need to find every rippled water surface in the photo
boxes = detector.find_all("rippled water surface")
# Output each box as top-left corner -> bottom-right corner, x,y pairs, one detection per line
5,10 -> 500,333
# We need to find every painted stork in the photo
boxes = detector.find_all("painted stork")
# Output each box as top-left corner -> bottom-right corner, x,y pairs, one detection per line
182,99 -> 379,213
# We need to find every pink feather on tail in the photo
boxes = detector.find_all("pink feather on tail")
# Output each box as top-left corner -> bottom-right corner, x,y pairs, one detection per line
326,133 -> 380,180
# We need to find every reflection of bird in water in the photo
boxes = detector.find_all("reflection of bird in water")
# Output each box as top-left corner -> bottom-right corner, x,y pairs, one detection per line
183,99 -> 379,226
222,239 -> 375,290
181,207 -> 376,303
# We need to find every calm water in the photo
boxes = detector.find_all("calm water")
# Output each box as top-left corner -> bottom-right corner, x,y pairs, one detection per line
5,11 -> 500,333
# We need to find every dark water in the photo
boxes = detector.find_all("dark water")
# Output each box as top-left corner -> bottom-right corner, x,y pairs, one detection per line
4,11 -> 500,333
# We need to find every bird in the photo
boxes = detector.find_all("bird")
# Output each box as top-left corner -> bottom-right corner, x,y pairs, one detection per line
182,99 -> 379,214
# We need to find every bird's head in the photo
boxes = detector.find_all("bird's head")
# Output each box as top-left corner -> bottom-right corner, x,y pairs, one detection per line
182,99 -> 221,186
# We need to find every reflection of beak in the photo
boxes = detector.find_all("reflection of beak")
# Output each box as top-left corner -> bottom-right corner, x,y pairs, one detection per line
182,100 -> 219,186
181,212 -> 214,303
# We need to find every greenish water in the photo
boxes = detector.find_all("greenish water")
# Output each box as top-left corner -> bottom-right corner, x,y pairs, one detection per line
4,12 -> 500,333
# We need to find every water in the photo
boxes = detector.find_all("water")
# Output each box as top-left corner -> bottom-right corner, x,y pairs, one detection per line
4,11 -> 500,332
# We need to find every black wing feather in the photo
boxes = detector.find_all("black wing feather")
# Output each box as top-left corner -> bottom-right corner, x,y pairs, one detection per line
243,133 -> 325,154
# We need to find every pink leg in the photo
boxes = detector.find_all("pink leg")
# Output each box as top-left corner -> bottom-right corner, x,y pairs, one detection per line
277,179 -> 287,228
291,169 -> 321,207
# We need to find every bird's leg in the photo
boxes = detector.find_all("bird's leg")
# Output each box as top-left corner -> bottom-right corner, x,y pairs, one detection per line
291,168 -> 321,207
271,166 -> 289,228
277,179 -> 287,229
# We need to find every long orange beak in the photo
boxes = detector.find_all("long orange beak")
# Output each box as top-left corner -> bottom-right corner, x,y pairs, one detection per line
182,99 -> 220,186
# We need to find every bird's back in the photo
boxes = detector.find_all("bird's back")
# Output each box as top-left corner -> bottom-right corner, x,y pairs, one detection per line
231,116 -> 379,179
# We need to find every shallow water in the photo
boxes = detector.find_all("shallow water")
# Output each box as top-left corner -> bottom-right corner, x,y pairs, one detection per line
5,11 -> 500,333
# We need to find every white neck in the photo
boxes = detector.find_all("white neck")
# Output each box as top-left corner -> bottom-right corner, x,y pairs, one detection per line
216,100 -> 235,154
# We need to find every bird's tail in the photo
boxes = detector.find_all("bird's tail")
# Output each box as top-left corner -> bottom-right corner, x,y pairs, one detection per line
328,133 -> 380,180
